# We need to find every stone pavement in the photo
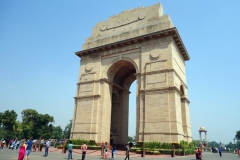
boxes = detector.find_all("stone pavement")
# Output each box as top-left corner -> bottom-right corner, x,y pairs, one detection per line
0,147 -> 239,160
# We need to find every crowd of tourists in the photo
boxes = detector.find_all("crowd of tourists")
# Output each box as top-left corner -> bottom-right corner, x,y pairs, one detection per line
0,138 -> 88,160
100,142 -> 134,160
194,146 -> 240,160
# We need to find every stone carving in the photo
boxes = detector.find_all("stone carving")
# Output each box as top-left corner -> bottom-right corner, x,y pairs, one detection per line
80,36 -> 172,61
101,37 -> 171,57
150,51 -> 160,59
100,12 -> 146,31
85,63 -> 93,72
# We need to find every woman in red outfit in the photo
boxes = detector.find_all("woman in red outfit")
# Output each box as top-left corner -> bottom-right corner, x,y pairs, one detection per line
18,139 -> 27,160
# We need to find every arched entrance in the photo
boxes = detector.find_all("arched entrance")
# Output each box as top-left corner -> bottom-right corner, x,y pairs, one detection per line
71,3 -> 192,145
108,60 -> 136,145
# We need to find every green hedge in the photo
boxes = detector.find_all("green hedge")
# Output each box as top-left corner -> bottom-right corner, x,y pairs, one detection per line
131,141 -> 195,155
62,139 -> 100,150
68,139 -> 96,145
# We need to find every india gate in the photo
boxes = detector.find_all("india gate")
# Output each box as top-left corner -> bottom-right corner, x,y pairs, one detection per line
71,3 -> 192,145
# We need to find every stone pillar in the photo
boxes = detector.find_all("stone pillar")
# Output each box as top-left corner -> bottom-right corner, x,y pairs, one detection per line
205,132 -> 208,145
97,80 -> 112,143
199,132 -> 202,143
181,96 -> 192,142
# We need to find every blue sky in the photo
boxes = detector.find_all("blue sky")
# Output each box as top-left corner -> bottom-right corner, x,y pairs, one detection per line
0,1 -> 239,144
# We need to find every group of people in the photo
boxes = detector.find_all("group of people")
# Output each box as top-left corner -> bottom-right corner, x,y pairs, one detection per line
196,146 -> 240,159
100,142 -> 133,160
101,142 -> 117,160
1,138 -> 21,151
67,140 -> 88,160
17,138 -> 50,160
10,138 -> 51,160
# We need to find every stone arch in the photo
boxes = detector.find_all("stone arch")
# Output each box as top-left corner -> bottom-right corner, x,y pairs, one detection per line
103,57 -> 139,80
71,3 -> 192,145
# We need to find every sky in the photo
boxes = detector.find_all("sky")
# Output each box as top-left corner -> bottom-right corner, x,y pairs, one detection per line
0,1 -> 240,144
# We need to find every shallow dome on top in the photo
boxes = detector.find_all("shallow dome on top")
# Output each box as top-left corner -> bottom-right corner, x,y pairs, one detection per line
200,126 -> 205,130
199,126 -> 207,132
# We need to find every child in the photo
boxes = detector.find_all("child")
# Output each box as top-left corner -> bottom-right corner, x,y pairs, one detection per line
112,146 -> 116,160
104,149 -> 108,159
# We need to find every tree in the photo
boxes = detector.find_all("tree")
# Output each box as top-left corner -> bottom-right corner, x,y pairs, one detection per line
128,136 -> 135,142
51,126 -> 62,140
237,141 -> 240,149
0,110 -> 17,131
225,142 -> 234,149
21,109 -> 39,139
34,113 -> 54,139
14,121 -> 23,138
208,141 -> 219,148
0,110 -> 17,139
63,120 -> 72,139
21,109 -> 54,139
235,130 -> 240,140
192,140 -> 200,147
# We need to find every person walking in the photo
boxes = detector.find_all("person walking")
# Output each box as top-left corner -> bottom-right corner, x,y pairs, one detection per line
112,146 -> 116,160
9,139 -> 13,149
1,139 -> 5,151
6,139 -> 9,148
196,147 -> 202,160
16,140 -> 20,150
101,142 -> 104,157
25,138 -> 33,160
238,148 -> 240,158
68,140 -> 73,160
124,144 -> 130,160
0,140 -> 3,151
81,142 -> 87,160
18,139 -> 27,160
12,140 -> 17,151
43,140 -> 50,157
218,147 -> 222,157
102,142 -> 107,159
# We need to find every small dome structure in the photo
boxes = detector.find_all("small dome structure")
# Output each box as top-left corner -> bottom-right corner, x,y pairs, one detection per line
199,126 -> 208,146
199,126 -> 207,132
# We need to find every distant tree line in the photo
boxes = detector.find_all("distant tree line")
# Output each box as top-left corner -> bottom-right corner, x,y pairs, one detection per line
192,130 -> 240,149
0,109 -> 72,140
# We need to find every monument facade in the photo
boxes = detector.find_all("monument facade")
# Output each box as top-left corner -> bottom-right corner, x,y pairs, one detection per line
71,3 -> 192,145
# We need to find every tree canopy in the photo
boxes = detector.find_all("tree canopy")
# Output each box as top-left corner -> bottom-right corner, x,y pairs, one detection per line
63,120 -> 72,139
21,109 -> 54,139
235,130 -> 240,140
51,126 -> 63,140
0,110 -> 17,131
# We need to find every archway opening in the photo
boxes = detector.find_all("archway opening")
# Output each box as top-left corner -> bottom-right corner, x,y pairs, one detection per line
108,60 -> 136,146
128,81 -> 136,142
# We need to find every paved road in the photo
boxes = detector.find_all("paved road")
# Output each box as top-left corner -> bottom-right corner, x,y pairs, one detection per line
0,147 -> 239,160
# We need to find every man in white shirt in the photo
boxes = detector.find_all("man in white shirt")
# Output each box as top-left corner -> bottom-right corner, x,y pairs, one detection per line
43,140 -> 50,157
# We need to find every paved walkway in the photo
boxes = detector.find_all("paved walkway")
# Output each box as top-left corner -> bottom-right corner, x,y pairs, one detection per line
0,147 -> 239,160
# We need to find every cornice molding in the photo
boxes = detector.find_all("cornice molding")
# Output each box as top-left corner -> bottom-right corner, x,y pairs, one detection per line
74,95 -> 101,99
76,28 -> 190,61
